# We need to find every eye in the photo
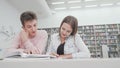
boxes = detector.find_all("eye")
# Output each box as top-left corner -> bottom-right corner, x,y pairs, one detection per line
34,24 -> 36,27
62,27 -> 65,30
27,25 -> 31,28
67,30 -> 71,33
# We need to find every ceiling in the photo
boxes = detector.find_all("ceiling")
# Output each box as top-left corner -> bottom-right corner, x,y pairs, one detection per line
6,0 -> 52,18
6,0 -> 120,18
46,0 -> 120,11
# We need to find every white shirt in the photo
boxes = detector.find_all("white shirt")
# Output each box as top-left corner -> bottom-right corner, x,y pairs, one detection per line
47,33 -> 90,59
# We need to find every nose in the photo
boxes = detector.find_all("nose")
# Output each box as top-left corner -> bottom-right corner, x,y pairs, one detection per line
32,26 -> 36,31
63,30 -> 67,35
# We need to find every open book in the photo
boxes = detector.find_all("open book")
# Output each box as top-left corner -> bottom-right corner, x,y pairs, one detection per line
5,51 -> 56,58
20,53 -> 56,58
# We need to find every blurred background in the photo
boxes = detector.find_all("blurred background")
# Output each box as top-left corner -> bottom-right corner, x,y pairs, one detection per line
0,0 -> 120,58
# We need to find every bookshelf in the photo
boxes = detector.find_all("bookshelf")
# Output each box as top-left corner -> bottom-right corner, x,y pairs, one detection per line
38,23 -> 120,58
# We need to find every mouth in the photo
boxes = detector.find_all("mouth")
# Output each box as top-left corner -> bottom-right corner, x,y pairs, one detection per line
62,34 -> 66,37
32,31 -> 36,34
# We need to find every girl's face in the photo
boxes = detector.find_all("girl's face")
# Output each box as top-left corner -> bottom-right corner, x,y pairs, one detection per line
60,23 -> 73,39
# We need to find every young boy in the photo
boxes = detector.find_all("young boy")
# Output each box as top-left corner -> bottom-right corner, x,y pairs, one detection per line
7,11 -> 48,55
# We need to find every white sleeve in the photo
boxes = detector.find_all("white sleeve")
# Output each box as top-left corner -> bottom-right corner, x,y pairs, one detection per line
72,34 -> 91,58
46,35 -> 55,54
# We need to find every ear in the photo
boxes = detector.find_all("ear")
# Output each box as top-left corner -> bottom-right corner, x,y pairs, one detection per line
22,26 -> 25,30
22,26 -> 28,32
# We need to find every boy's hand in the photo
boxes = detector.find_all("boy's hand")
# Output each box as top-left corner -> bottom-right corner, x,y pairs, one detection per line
23,47 -> 40,54
20,29 -> 29,43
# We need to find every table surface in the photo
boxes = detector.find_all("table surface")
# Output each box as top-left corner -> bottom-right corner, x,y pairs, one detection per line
0,58 -> 120,68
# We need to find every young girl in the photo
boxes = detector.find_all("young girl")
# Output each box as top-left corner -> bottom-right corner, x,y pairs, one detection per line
47,16 -> 90,59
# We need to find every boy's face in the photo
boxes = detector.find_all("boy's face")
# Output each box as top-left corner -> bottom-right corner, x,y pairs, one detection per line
23,19 -> 37,38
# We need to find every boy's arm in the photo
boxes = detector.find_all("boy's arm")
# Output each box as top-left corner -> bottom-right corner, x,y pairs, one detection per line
23,30 -> 48,54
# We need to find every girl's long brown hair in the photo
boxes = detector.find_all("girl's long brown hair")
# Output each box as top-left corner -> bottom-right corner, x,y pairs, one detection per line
59,15 -> 78,36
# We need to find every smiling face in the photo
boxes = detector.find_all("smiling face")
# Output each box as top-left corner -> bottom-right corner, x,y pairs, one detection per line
60,23 -> 73,39
23,19 -> 37,38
